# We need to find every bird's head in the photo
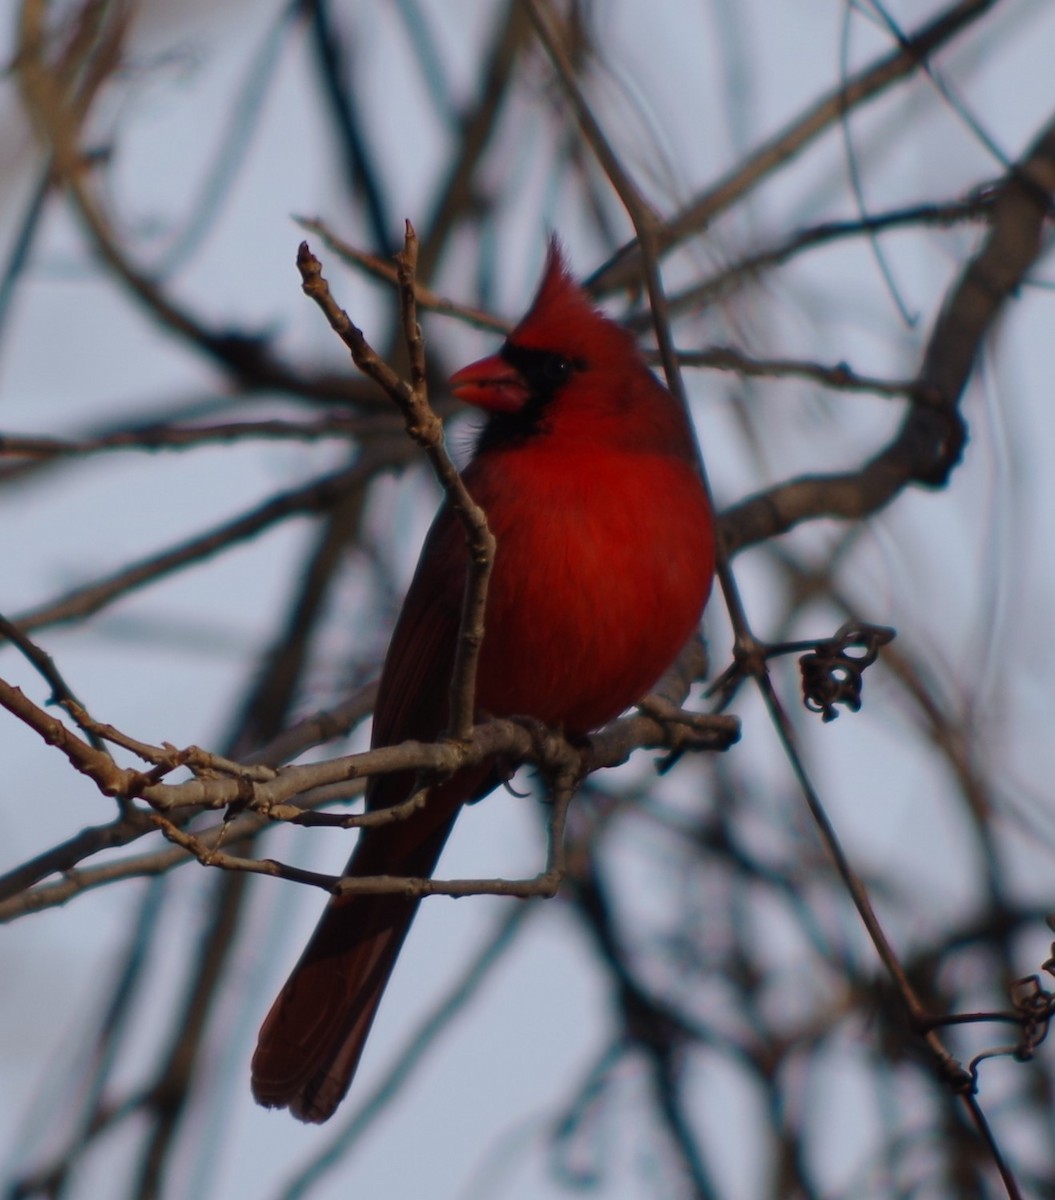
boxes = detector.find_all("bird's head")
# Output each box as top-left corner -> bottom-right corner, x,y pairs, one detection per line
448,239 -> 652,452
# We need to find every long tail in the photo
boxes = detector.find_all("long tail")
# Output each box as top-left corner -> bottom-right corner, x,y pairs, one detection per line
250,774 -> 478,1122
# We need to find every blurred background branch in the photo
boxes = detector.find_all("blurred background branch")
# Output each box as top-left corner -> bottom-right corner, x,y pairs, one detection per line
2,2 -> 1055,1199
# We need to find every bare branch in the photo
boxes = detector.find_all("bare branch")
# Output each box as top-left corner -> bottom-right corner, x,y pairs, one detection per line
14,462 -> 389,633
666,346 -> 918,397
0,416 -> 385,462
589,0 -> 1001,291
295,217 -> 509,334
723,108 -> 1055,554
297,231 -> 496,741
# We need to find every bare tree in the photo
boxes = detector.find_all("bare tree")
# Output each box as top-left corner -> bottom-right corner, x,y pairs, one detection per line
2,2 -> 1055,1198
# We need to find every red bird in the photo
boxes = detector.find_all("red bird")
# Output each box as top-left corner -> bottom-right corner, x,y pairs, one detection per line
251,241 -> 716,1122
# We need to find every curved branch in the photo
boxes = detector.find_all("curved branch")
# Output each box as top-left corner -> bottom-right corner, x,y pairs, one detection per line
722,109 -> 1055,554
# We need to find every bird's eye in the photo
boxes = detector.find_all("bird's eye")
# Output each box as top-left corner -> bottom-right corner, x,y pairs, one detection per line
542,354 -> 574,384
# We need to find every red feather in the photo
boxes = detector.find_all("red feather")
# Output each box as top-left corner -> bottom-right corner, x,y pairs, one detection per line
250,241 -> 716,1121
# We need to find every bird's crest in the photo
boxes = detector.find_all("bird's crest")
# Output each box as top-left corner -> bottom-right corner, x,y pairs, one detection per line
510,237 -> 612,354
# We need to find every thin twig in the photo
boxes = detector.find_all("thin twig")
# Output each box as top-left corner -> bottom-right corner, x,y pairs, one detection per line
295,217 -> 508,333
0,614 -> 108,751
0,674 -> 133,797
630,197 -> 991,320
665,346 -> 918,398
296,229 -> 496,741
589,0 -> 999,291
14,462 -> 386,633
0,416 -> 383,461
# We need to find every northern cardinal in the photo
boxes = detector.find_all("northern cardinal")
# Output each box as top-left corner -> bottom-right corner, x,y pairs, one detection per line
251,240 -> 715,1122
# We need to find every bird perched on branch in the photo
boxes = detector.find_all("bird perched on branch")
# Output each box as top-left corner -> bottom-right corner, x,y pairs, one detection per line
251,239 -> 716,1122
